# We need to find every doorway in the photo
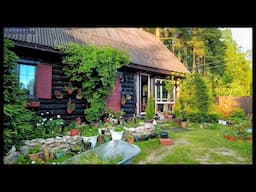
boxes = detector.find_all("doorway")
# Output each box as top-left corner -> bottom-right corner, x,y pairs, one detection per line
139,73 -> 150,114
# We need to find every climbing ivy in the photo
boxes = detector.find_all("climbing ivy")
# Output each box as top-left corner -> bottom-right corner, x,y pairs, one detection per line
59,43 -> 129,123
3,39 -> 34,154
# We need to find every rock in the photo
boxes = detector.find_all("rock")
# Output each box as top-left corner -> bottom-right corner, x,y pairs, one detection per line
43,148 -> 49,161
46,138 -> 54,143
7,146 -> 16,155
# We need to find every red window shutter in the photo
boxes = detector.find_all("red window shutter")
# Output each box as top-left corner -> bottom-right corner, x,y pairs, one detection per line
35,64 -> 52,99
105,74 -> 121,112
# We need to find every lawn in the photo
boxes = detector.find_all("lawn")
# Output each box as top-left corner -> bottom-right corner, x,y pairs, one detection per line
131,121 -> 252,164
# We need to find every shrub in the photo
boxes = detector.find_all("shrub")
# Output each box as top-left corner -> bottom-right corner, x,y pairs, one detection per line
227,108 -> 248,124
4,39 -> 34,154
145,94 -> 155,120
186,113 -> 219,123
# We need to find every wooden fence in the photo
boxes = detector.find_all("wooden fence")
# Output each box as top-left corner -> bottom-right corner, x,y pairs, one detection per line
215,96 -> 252,116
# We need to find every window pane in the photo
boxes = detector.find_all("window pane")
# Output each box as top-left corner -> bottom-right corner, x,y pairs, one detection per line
19,64 -> 35,96
162,81 -> 168,99
156,80 -> 161,99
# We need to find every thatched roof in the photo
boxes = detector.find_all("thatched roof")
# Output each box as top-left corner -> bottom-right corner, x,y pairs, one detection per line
4,28 -> 189,74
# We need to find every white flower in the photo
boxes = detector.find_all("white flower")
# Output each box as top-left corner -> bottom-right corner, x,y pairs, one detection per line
31,161 -> 35,164
46,112 -> 49,114
49,118 -> 53,121
37,123 -> 40,127
41,113 -> 44,116
43,118 -> 47,122
57,115 -> 61,118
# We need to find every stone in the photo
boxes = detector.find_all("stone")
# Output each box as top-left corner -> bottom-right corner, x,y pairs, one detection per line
45,138 -> 54,143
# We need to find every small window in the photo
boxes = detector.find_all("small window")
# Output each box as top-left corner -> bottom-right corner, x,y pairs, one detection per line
19,64 -> 36,97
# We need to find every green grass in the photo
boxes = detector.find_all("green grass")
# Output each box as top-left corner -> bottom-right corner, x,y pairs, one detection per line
131,123 -> 252,164
131,139 -> 162,163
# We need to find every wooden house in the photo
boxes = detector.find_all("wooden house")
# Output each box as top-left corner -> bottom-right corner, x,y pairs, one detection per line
4,28 -> 189,122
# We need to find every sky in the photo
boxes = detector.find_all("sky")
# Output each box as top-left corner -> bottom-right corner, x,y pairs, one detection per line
229,28 -> 252,52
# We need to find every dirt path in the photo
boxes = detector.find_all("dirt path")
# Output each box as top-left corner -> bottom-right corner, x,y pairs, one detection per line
137,138 -> 249,164
138,138 -> 191,164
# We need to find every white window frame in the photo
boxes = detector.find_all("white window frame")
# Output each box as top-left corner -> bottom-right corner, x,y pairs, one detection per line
155,79 -> 175,104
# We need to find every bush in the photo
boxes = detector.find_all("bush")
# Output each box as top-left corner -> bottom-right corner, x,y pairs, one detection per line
4,39 -> 34,154
145,94 -> 155,120
186,113 -> 219,123
227,108 -> 248,124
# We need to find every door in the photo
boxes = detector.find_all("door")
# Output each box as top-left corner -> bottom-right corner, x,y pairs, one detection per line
139,73 -> 150,114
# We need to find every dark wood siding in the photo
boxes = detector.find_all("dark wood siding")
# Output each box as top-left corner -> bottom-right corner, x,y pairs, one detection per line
120,71 -> 136,116
36,62 -> 87,123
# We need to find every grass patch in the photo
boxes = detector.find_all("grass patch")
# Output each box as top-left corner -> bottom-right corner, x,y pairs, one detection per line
131,124 -> 252,164
159,146 -> 199,164
131,139 -> 161,163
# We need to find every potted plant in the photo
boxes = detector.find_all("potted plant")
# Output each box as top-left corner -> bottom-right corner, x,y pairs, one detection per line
80,125 -> 98,148
68,121 -> 79,136
125,134 -> 134,144
27,146 -> 43,161
65,81 -> 77,95
120,96 -> 126,106
126,94 -> 132,101
111,124 -> 124,140
76,89 -> 83,99
67,98 -> 75,114
55,90 -> 63,99
54,149 -> 65,159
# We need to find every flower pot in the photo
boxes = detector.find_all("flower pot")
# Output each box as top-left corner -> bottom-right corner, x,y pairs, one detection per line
27,152 -> 44,161
67,90 -> 73,95
82,135 -> 98,148
27,101 -> 40,108
126,135 -> 134,144
76,95 -> 82,99
181,121 -> 187,128
67,109 -> 73,114
111,130 -> 124,140
70,129 -> 79,136
97,135 -> 105,144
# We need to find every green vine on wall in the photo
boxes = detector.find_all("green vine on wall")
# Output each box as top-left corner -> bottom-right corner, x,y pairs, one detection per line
58,43 -> 129,123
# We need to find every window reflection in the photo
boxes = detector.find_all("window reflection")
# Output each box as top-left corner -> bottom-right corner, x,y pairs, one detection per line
19,64 -> 35,97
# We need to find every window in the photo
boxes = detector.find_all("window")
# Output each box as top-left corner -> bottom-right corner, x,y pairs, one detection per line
155,79 -> 175,103
19,64 -> 36,97
155,79 -> 175,113
17,59 -> 52,99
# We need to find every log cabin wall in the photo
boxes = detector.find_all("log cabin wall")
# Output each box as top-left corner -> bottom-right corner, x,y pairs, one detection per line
119,71 -> 136,117
14,45 -> 86,124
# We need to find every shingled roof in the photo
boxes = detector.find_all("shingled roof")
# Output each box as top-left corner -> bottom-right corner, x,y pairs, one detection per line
4,28 -> 189,74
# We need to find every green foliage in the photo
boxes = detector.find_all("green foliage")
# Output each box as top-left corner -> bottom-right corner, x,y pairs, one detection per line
164,80 -> 175,98
15,154 -> 31,164
113,124 -> 124,132
175,74 -> 218,123
4,39 -> 34,154
81,125 -> 98,137
28,146 -> 41,154
227,108 -> 248,124
65,152 -> 123,164
213,29 -> 252,96
145,94 -> 155,120
186,113 -> 219,123
59,43 -> 129,123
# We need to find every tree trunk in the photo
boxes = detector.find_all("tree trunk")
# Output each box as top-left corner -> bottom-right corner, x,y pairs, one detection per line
192,47 -> 196,74
184,46 -> 188,68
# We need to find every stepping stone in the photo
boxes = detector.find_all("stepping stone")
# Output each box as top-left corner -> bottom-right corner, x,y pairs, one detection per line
160,138 -> 173,146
